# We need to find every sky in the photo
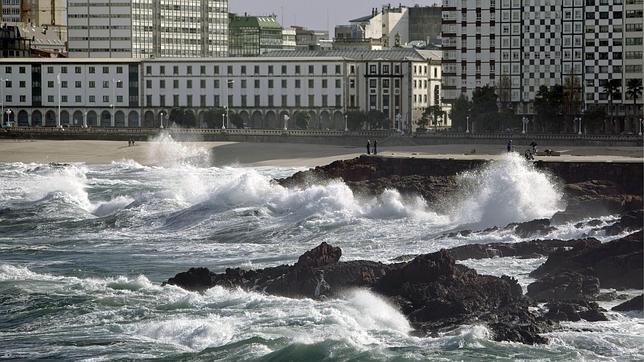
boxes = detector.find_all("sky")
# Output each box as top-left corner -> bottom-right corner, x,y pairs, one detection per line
229,0 -> 440,35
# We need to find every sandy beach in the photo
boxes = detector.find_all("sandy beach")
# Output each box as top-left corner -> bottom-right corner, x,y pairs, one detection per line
0,138 -> 642,167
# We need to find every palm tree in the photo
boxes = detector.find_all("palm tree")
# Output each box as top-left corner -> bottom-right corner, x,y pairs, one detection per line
603,79 -> 622,133
626,79 -> 643,116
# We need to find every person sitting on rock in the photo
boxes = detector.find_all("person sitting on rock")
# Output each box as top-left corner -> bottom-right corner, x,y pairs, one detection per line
366,139 -> 371,155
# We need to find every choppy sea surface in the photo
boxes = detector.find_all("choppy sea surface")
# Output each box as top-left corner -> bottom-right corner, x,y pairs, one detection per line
1,136 -> 642,361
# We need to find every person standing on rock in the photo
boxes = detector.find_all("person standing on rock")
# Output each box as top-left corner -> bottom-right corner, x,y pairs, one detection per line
366,139 -> 371,155
507,139 -> 513,152
373,140 -> 378,155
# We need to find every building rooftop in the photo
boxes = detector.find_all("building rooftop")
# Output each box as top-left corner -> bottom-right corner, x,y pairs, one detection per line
229,15 -> 282,29
260,48 -> 431,61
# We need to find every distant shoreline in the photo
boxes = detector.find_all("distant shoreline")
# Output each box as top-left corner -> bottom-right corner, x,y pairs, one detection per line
0,139 -> 642,167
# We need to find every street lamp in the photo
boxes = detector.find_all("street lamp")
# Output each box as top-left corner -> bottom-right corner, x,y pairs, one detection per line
578,117 -> 583,135
111,78 -> 122,127
521,116 -> 529,134
639,117 -> 642,136
283,114 -> 289,130
0,78 -> 5,128
221,113 -> 226,129
83,110 -> 88,128
344,114 -> 348,132
56,73 -> 62,128
225,79 -> 235,129
465,115 -> 470,133
159,110 -> 166,129
5,109 -> 12,127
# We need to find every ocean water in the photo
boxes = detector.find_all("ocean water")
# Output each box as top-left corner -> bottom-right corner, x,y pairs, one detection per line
0,136 -> 642,361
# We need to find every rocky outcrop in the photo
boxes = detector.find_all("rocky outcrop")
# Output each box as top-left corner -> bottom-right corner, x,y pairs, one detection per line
544,301 -> 608,322
530,231 -> 643,290
527,272 -> 600,302
164,243 -> 553,344
397,238 -> 601,261
278,156 -> 643,221
611,295 -> 643,312
601,209 -> 644,236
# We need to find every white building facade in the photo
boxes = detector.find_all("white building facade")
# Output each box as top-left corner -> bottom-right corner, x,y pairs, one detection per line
0,49 -> 446,130
67,0 -> 228,58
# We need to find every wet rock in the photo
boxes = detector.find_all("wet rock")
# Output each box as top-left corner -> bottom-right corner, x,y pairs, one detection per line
527,272 -> 600,302
444,238 -> 601,260
544,301 -> 607,322
611,295 -> 643,312
164,243 -> 553,345
601,209 -> 644,236
512,219 -> 556,238
530,231 -> 643,290
163,267 -> 215,292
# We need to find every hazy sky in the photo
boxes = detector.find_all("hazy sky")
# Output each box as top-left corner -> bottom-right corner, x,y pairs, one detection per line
230,0 -> 440,35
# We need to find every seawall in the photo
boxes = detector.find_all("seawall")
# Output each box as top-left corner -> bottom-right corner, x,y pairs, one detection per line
1,127 -> 642,147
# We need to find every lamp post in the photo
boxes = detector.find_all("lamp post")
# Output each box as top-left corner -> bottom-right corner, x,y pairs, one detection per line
111,78 -> 122,127
225,79 -> 234,129
221,113 -> 225,129
283,114 -> 289,130
639,117 -> 642,136
0,78 -> 5,128
83,110 -> 88,128
56,73 -> 62,128
465,115 -> 470,133
578,116 -> 583,135
5,109 -> 12,127
521,116 -> 529,134
344,114 -> 348,132
159,110 -> 165,129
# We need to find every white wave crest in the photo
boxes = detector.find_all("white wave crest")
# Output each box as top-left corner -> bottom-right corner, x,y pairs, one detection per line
453,153 -> 564,228
130,315 -> 236,351
147,132 -> 211,167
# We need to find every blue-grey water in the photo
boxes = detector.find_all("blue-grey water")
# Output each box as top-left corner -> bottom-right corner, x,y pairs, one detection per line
1,138 -> 642,360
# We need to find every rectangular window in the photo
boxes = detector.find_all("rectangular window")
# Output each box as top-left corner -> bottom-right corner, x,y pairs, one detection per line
295,79 -> 301,88
322,65 -> 327,74
103,81 -> 109,88
173,66 -> 179,75
268,95 -> 274,107
61,81 -> 67,88
268,79 -> 274,88
295,65 -> 301,74
74,66 -> 81,74
281,79 -> 287,88
336,79 -> 341,88
335,65 -> 341,74
117,66 -> 123,74
335,95 -> 341,107
173,94 -> 179,106
200,79 -> 206,89
254,79 -> 260,88
241,65 -> 247,74
214,66 -> 219,74
308,79 -> 314,88
241,95 -> 247,107
322,79 -> 327,88
201,95 -> 206,107
103,66 -> 109,74
20,95 -> 26,102
89,95 -> 95,103
268,65 -> 274,74
254,95 -> 260,107
254,65 -> 260,74
89,66 -> 95,74
187,95 -> 192,107
309,65 -> 314,74
20,81 -> 25,88
214,95 -> 220,107
160,95 -> 165,107
282,95 -> 287,106
146,95 -> 152,106
322,95 -> 328,107
308,95 -> 315,106
214,80 -> 219,88
295,95 -> 301,106
241,79 -> 247,88
103,95 -> 109,103
186,66 -> 192,75
282,65 -> 287,74
160,66 -> 165,75
146,80 -> 152,88
160,80 -> 165,89
173,80 -> 179,89
228,66 -> 233,74
200,65 -> 206,75
187,80 -> 192,89
89,81 -> 95,88
117,95 -> 123,103
75,95 -> 82,103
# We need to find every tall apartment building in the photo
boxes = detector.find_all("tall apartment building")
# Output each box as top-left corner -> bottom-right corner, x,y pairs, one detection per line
622,0 -> 643,121
442,0 -> 643,120
1,0 -> 21,22
68,0 -> 228,58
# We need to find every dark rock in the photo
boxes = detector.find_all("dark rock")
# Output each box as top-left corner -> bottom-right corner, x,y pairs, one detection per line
527,272 -> 600,302
295,242 -> 341,268
530,231 -> 643,290
545,301 -> 608,322
601,209 -> 644,236
163,267 -> 215,292
164,243 -> 553,345
444,238 -> 601,261
611,295 -> 643,312
513,219 -> 556,238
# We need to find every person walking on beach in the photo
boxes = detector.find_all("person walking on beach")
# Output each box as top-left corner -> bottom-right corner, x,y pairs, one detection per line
373,140 -> 378,155
507,139 -> 512,152
366,139 -> 371,155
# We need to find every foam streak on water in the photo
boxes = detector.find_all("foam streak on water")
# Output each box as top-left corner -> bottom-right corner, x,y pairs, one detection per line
0,148 -> 640,360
